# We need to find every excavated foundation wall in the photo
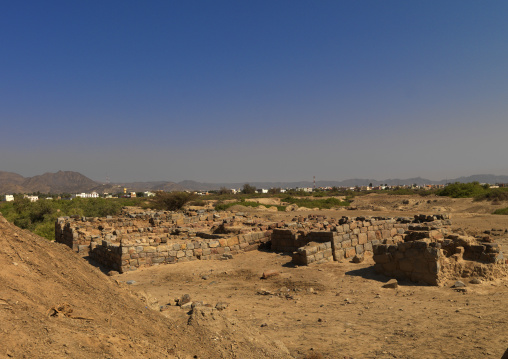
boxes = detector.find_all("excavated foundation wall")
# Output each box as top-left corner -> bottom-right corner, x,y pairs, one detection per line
373,232 -> 506,286
56,209 -> 277,273
271,216 -> 433,265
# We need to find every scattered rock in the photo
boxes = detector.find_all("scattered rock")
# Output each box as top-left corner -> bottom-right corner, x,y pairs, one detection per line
215,302 -> 229,311
382,279 -> 398,289
178,294 -> 191,306
470,278 -> 482,285
107,270 -> 120,276
352,254 -> 364,263
191,301 -> 203,309
126,280 -> 136,285
257,289 -> 274,296
261,269 -> 280,279
452,281 -> 466,288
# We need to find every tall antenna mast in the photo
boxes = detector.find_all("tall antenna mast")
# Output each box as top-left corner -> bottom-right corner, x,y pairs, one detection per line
313,176 -> 316,190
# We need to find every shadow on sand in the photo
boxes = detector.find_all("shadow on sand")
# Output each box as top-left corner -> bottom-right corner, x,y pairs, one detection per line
345,265 -> 422,286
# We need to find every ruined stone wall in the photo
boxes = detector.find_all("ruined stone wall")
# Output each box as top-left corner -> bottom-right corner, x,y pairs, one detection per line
273,217 -> 428,266
373,229 -> 506,286
89,230 -> 272,273
373,240 -> 443,285
56,208 -> 278,273
55,210 -> 215,255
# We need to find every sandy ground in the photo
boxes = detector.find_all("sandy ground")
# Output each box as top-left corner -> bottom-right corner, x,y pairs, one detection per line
112,194 -> 508,358
2,193 -> 508,358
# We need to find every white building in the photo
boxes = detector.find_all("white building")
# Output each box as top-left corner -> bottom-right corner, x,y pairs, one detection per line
4,195 -> 14,202
23,195 -> 39,202
75,191 -> 100,199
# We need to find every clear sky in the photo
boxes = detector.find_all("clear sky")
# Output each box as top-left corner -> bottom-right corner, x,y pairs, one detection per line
1,1 -> 507,183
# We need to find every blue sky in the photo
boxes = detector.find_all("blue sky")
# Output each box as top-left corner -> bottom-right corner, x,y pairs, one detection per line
1,1 -> 507,183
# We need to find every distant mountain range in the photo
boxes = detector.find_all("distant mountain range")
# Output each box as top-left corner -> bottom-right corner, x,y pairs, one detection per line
1,171 -> 508,195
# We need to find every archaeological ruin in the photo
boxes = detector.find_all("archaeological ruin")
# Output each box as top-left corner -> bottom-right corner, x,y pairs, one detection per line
55,208 -> 507,285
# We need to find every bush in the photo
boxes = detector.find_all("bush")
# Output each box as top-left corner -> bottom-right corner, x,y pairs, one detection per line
475,188 -> 508,202
437,182 -> 489,198
493,207 -> 508,215
241,183 -> 256,194
0,197 -> 144,241
150,191 -> 195,211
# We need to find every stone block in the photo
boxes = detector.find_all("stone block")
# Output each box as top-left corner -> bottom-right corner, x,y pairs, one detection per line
399,259 -> 413,272
373,253 -> 391,264
382,261 -> 397,273
358,233 -> 367,245
413,259 -> 429,273
428,261 -> 440,274
344,247 -> 356,258
351,237 -> 358,246
209,241 -> 220,248
227,236 -> 239,246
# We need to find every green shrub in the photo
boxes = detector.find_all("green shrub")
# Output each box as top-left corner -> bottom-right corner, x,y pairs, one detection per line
493,207 -> 508,215
150,191 -> 195,211
475,188 -> 508,202
0,196 -> 144,241
437,182 -> 489,198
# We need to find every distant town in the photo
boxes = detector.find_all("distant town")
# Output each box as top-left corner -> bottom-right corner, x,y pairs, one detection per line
4,181 -> 508,202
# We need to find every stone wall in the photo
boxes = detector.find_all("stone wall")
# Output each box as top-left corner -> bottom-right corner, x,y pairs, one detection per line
56,208 -> 278,273
271,216 -> 443,266
90,230 -> 272,273
373,229 -> 506,286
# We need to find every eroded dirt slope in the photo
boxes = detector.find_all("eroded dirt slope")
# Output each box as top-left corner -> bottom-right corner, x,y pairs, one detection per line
0,214 -> 291,359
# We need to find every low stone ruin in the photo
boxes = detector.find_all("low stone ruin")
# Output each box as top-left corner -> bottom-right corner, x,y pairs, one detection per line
56,210 -> 506,285
372,220 -> 506,286
55,207 -> 278,273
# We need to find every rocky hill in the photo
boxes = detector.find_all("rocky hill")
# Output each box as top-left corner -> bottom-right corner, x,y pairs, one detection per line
0,171 -> 185,194
0,213 -> 292,358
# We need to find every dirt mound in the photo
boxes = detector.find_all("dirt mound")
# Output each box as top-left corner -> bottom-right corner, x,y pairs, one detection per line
0,214 -> 291,358
188,307 -> 291,358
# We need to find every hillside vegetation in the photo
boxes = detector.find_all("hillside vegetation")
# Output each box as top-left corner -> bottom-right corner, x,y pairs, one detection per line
0,197 -> 142,240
